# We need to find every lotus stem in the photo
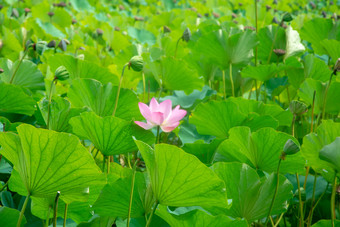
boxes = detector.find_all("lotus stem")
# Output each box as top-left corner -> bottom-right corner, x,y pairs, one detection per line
17,194 -> 30,227
264,158 -> 282,226
107,155 -> 110,174
47,79 -> 56,130
222,70 -> 226,100
156,126 -> 160,144
142,73 -> 146,102
63,204 -> 68,227
53,191 -> 61,227
45,206 -> 51,227
10,48 -> 30,84
331,174 -> 338,227
113,63 -> 129,116
229,63 -> 234,97
174,37 -> 181,58
296,173 -> 304,227
321,71 -> 336,121
145,201 -> 159,227
306,174 -> 317,227
127,161 -> 138,227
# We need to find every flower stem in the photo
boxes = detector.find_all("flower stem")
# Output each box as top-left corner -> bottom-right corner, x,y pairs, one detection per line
112,63 -> 128,116
107,155 -> 110,174
321,71 -> 336,121
174,37 -> 181,58
331,174 -> 338,227
306,174 -> 317,227
156,126 -> 160,144
145,201 -> 159,227
47,79 -> 56,130
142,72 -> 146,102
229,63 -> 234,97
53,191 -> 61,227
10,48 -> 29,84
296,173 -> 304,227
264,158 -> 282,226
63,204 -> 68,227
17,194 -> 30,227
222,70 -> 226,100
127,161 -> 138,227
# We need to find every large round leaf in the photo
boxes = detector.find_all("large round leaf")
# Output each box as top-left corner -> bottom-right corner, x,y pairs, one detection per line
0,124 -> 105,203
0,206 -> 26,227
215,126 -> 305,174
135,141 -> 228,208
211,162 -> 293,222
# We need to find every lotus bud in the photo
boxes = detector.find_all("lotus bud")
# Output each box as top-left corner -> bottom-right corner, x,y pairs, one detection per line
309,1 -> 316,9
54,66 -> 69,81
273,49 -> 286,57
163,25 -> 171,33
282,139 -> 300,157
34,41 -> 47,55
128,56 -> 144,72
272,17 -> 279,24
11,8 -> 19,18
295,188 -> 306,201
24,8 -> 31,16
0,68 -> 4,74
182,28 -> 191,42
48,11 -> 55,17
289,100 -> 308,115
282,13 -> 293,22
334,58 -> 340,73
47,40 -> 56,48
58,39 -> 69,51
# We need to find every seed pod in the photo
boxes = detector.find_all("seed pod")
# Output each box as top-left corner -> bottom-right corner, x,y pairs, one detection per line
0,39 -> 3,50
78,46 -> 85,51
11,8 -> 19,18
289,100 -> 308,115
273,0 -> 278,4
283,139 -> 300,156
238,3 -> 243,6
197,13 -> 202,18
213,12 -> 220,18
163,25 -> 171,33
48,11 -> 54,17
0,5 -> 3,10
322,11 -> 327,18
128,56 -> 144,72
266,5 -> 272,11
232,13 -> 237,19
273,49 -> 286,57
114,26 -> 120,31
57,2 -> 66,7
54,66 -> 69,81
309,1 -> 316,9
72,18 -> 77,24
96,28 -> 103,36
182,28 -> 191,42
204,13 -> 209,17
47,40 -> 56,48
244,26 -> 255,31
34,41 -> 47,55
282,13 -> 293,22
0,68 -> 4,74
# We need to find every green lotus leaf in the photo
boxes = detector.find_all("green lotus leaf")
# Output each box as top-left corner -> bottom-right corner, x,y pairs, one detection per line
135,141 -> 228,208
0,124 -> 105,204
0,206 -> 26,227
215,126 -> 305,174
211,162 -> 293,222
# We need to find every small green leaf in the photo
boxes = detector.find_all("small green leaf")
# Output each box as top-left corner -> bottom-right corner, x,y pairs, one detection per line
319,137 -> 340,173
0,206 -> 27,227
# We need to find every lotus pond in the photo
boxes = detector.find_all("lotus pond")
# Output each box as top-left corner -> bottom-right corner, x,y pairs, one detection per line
0,0 -> 339,227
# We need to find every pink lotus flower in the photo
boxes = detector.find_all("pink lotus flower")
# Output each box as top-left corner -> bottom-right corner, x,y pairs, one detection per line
134,98 -> 187,132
